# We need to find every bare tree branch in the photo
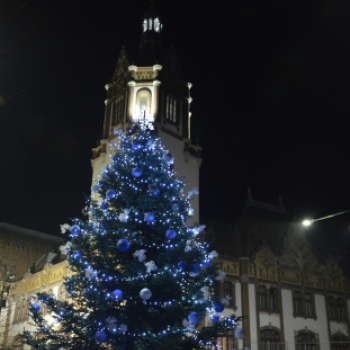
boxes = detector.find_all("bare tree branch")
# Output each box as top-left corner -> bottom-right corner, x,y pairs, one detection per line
0,0 -> 31,23
0,8 -> 52,59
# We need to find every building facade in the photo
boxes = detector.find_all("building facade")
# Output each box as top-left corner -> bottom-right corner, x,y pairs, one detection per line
0,223 -> 65,349
200,192 -> 350,350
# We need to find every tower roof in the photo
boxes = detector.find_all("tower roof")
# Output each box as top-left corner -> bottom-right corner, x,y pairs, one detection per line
142,0 -> 162,21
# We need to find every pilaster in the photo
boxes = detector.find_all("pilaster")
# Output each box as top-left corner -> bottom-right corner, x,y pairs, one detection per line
240,257 -> 251,349
127,80 -> 136,123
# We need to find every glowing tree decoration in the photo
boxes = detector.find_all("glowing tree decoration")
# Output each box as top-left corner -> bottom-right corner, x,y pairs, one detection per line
22,124 -> 240,350
133,106 -> 154,130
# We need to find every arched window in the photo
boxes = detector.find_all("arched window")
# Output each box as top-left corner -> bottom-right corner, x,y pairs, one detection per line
261,330 -> 280,350
135,89 -> 152,117
148,18 -> 152,30
259,286 -> 267,309
154,18 -> 161,32
296,333 -> 316,350
140,95 -> 148,110
13,336 -> 23,350
332,336 -> 349,350
328,297 -> 335,319
270,288 -> 278,311
143,19 -> 147,32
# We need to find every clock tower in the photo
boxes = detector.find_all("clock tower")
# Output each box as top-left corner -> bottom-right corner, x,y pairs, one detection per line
91,1 -> 202,224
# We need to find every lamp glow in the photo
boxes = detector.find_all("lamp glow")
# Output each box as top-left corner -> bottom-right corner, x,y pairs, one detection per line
302,219 -> 313,226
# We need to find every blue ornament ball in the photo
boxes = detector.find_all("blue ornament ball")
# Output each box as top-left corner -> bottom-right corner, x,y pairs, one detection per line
132,167 -> 142,177
151,188 -> 160,197
88,222 -> 96,231
172,204 -> 179,212
71,225 -> 80,235
132,142 -> 142,150
192,263 -> 201,274
144,212 -> 155,222
214,302 -> 224,313
92,184 -> 100,193
95,330 -> 107,342
73,250 -> 83,260
113,289 -> 123,300
165,229 -> 176,240
178,261 -> 187,270
117,239 -> 130,252
188,311 -> 200,324
100,201 -> 108,210
202,260 -> 211,268
106,189 -> 116,200
211,313 -> 219,323
32,303 -> 41,313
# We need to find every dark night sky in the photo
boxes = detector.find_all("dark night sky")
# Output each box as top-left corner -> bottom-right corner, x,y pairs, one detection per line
1,0 -> 350,256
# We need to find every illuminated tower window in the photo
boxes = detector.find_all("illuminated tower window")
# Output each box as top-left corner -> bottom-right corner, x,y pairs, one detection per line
154,18 -> 160,32
143,19 -> 147,32
166,94 -> 177,122
140,94 -> 148,110
148,18 -> 153,30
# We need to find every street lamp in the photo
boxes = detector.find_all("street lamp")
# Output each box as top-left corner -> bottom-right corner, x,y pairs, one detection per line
302,209 -> 350,226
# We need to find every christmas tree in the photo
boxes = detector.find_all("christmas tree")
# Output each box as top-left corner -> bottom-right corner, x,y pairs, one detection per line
23,123 -> 240,350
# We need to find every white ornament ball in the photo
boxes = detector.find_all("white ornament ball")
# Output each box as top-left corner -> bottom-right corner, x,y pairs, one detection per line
140,288 -> 152,300
235,328 -> 245,340
119,324 -> 128,333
